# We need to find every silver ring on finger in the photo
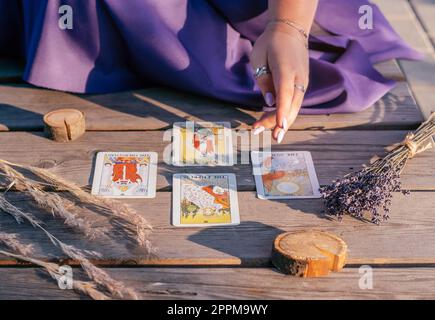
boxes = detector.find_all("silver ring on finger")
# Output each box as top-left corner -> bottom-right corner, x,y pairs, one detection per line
254,66 -> 270,79
294,83 -> 306,93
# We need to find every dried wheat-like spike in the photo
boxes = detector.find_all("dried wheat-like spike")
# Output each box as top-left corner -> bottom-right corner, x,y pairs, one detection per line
59,242 -> 140,300
0,163 -> 142,300
28,188 -> 108,240
0,230 -> 34,255
27,164 -> 153,248
0,197 -> 138,299
0,220 -> 137,299
1,196 -> 100,258
100,198 -> 153,250
0,195 -> 137,299
73,281 -> 112,300
0,162 -> 108,240
0,249 -> 111,300
0,193 -> 70,249
0,194 -> 41,226
0,160 -> 153,249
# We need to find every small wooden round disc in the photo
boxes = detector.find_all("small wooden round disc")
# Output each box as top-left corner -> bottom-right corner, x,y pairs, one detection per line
271,230 -> 347,277
43,109 -> 85,142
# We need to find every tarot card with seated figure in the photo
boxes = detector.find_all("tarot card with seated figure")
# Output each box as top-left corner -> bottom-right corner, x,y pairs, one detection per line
251,151 -> 321,199
172,122 -> 233,166
172,174 -> 239,227
91,152 -> 157,198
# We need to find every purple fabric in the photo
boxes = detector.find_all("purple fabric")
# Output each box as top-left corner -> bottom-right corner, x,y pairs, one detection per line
0,0 -> 423,114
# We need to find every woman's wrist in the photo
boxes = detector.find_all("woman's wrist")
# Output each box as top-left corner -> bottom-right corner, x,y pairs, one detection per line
265,21 -> 309,49
268,0 -> 318,34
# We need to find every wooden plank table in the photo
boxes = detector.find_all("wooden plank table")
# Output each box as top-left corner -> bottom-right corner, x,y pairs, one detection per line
0,56 -> 434,300
1,268 -> 435,300
0,81 -> 422,131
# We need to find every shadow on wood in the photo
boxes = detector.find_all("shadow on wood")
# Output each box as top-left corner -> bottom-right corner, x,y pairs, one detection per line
0,104 -> 43,131
188,221 -> 284,266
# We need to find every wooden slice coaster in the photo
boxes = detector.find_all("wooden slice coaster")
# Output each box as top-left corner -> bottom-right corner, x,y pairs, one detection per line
271,230 -> 347,277
43,109 -> 85,142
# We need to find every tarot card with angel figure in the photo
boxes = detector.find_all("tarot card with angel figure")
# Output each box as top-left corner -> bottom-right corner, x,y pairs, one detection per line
251,151 -> 320,199
172,174 -> 239,227
172,122 -> 233,166
91,152 -> 157,198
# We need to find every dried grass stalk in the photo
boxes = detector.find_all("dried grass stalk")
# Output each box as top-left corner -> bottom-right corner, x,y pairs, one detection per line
0,194 -> 41,226
58,242 -> 140,299
0,158 -> 151,299
0,249 -> 111,300
0,230 -> 34,255
0,159 -> 152,249
0,194 -> 140,299
26,165 -> 153,249
0,230 -> 108,299
0,162 -> 108,240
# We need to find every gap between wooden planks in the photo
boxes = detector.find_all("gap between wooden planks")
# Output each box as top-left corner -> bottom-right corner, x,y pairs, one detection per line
1,267 -> 435,300
0,130 -> 433,191
0,191 -> 434,267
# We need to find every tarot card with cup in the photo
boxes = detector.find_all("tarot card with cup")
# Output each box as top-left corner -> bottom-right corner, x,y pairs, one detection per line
91,152 -> 158,198
251,151 -> 321,199
172,173 -> 239,227
172,121 -> 233,166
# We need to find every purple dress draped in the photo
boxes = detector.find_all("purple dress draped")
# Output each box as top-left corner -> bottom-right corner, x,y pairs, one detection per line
0,0 -> 422,114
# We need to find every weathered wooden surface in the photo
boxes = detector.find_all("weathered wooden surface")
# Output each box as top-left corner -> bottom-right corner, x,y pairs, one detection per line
1,8 -> 434,299
401,0 -> 435,120
0,130 -> 433,191
1,267 -> 435,300
411,0 -> 435,47
374,0 -> 435,120
1,192 -> 434,266
374,60 -> 406,81
406,0 -> 435,120
400,58 -> 435,120
0,82 -> 422,132
373,0 -> 433,53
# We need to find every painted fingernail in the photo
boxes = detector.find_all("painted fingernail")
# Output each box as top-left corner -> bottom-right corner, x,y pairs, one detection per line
281,118 -> 288,130
253,126 -> 265,135
264,92 -> 275,107
262,106 -> 276,112
277,129 -> 285,144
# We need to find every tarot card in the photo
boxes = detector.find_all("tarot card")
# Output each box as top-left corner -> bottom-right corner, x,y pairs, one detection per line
172,173 -> 240,227
91,152 -> 157,198
172,122 -> 233,166
251,151 -> 321,199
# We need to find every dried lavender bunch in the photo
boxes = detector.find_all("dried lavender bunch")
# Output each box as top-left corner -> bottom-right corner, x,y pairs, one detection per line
320,165 -> 406,223
321,113 -> 434,224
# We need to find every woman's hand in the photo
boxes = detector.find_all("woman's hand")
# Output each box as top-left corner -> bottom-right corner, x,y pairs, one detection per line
250,22 -> 309,143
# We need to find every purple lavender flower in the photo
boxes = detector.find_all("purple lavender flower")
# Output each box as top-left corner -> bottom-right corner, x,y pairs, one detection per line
320,165 -> 409,224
